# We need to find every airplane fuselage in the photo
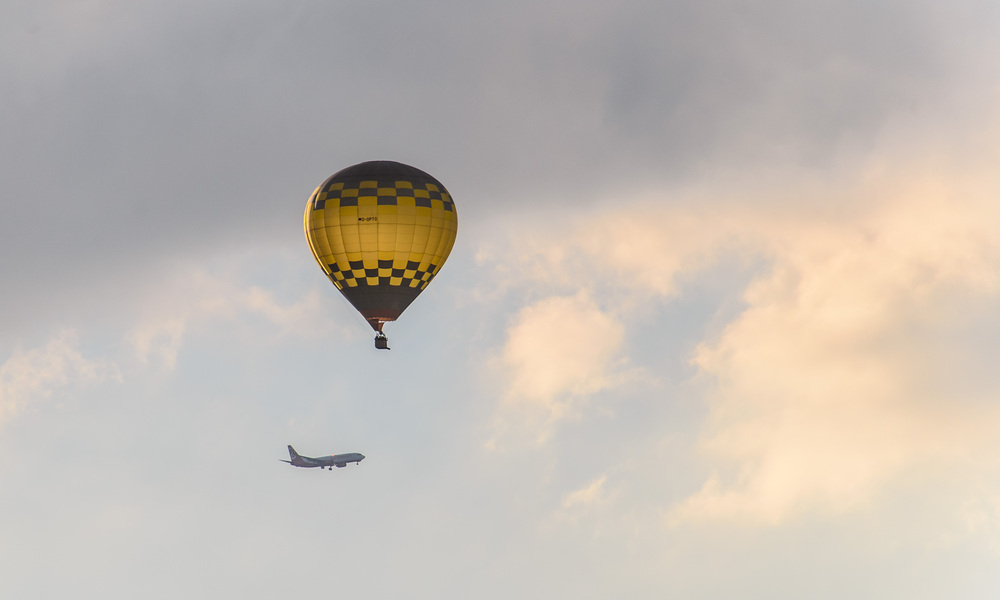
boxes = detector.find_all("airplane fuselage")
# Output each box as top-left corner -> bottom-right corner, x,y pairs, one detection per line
282,446 -> 365,470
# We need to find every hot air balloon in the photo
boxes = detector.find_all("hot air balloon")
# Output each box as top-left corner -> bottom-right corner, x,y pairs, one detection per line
303,161 -> 458,349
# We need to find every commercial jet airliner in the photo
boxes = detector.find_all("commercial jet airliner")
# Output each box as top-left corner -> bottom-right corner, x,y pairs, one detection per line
281,445 -> 365,470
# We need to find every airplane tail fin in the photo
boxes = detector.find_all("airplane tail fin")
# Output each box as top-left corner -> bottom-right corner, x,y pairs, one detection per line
287,445 -> 300,460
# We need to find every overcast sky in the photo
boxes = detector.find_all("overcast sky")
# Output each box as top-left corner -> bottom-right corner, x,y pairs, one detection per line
4,1 -> 1000,598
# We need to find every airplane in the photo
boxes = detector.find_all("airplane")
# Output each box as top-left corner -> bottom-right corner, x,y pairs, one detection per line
281,445 -> 365,470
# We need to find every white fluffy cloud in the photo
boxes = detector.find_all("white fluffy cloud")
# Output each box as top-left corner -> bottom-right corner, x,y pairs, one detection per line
489,291 -> 636,444
503,292 -> 625,408
482,150 -> 1000,525
673,177 -> 1000,524
0,331 -> 121,424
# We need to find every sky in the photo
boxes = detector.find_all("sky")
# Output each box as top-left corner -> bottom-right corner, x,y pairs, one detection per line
3,0 -> 1000,597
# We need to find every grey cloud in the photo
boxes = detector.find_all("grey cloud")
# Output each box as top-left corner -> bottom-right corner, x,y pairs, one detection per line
1,0 -> 996,339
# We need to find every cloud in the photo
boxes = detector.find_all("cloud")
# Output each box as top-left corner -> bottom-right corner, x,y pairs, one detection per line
480,141 -> 1000,525
127,260 -> 346,370
490,291 -> 635,444
130,317 -> 187,370
478,199 -> 749,302
551,474 -> 617,527
243,287 -> 335,338
672,178 -> 1000,524
503,293 -> 625,406
5,0 -> 997,368
0,331 -> 121,424
563,474 -> 610,510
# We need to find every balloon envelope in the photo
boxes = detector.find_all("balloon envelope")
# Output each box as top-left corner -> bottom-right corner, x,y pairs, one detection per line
303,161 -> 458,332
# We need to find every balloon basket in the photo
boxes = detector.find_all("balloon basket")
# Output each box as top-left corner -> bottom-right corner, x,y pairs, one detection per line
374,332 -> 390,350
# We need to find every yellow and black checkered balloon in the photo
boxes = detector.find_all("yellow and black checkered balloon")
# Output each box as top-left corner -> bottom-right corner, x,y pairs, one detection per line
303,161 -> 458,332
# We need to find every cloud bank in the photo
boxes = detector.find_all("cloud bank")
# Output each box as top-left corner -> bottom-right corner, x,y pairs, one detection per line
483,131 -> 1000,525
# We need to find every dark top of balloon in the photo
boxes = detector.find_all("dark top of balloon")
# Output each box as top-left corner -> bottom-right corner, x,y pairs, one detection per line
326,161 -> 446,188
